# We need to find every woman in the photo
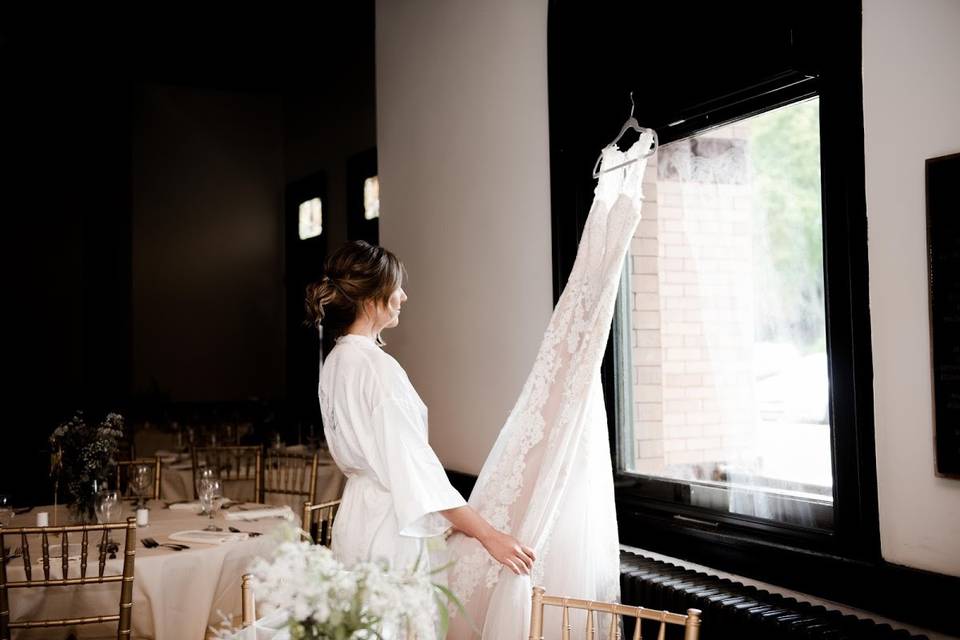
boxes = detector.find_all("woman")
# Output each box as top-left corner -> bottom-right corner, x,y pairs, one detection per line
306,240 -> 535,579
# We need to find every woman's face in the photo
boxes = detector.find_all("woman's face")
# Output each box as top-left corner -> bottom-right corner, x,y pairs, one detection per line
374,285 -> 407,331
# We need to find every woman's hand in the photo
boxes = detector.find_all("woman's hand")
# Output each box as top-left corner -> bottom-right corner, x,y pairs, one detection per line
439,504 -> 536,574
478,529 -> 536,576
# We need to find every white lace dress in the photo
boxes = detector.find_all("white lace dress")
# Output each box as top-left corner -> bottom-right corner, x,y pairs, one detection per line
446,133 -> 652,639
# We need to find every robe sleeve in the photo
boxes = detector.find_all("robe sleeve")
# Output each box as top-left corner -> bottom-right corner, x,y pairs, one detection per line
371,394 -> 467,537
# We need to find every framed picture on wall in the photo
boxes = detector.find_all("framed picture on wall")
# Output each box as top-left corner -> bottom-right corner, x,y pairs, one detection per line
346,147 -> 379,245
925,151 -> 960,479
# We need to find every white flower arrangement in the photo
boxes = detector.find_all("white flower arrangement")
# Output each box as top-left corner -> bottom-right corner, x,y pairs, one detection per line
220,525 -> 467,640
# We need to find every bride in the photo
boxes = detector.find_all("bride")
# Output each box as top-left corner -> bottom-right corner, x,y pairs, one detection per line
307,241 -> 536,581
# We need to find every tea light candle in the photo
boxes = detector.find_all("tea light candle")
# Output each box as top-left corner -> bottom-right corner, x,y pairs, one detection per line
136,508 -> 149,527
36,511 -> 49,527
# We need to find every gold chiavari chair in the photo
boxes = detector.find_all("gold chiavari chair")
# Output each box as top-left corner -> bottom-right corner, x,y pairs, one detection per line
241,574 -> 255,629
301,499 -> 341,546
0,517 -> 138,640
192,445 -> 262,502
261,450 -> 319,510
528,586 -> 702,640
115,457 -> 162,501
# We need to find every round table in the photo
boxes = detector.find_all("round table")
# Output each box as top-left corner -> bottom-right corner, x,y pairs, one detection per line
4,500 -> 292,640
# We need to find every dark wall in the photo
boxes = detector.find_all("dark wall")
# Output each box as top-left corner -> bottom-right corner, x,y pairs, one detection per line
4,43 -> 133,504
1,6 -> 375,503
132,84 -> 285,402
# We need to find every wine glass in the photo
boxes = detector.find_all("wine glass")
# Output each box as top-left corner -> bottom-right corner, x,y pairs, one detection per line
95,489 -> 120,548
199,478 -> 222,519
130,463 -> 152,509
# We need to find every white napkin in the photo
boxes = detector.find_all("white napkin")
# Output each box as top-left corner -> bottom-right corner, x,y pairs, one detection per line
44,543 -> 83,561
168,501 -> 203,513
168,460 -> 193,470
155,449 -> 182,463
224,505 -> 294,521
168,530 -> 247,545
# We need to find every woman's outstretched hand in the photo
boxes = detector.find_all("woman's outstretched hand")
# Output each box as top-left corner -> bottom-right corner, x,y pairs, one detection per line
440,505 -> 536,574
478,529 -> 536,575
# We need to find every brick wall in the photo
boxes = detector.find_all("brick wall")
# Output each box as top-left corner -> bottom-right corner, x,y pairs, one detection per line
629,123 -> 759,481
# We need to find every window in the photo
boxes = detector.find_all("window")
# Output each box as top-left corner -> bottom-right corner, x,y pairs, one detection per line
298,197 -> 323,240
617,98 -> 832,529
545,3 -> 954,632
363,176 -> 380,220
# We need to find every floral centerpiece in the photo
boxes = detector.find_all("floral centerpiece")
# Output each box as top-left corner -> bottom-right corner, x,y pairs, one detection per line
49,411 -> 125,523
220,525 -> 468,640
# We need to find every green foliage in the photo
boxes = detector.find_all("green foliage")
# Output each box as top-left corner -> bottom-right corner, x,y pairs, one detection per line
749,98 -> 826,351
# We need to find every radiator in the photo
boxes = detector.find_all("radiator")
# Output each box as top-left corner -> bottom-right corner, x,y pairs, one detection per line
619,550 -> 928,640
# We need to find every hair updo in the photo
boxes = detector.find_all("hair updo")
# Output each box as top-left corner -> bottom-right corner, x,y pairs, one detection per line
305,241 -> 405,346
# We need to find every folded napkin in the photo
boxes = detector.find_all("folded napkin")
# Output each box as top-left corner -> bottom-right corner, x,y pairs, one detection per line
168,530 -> 247,545
224,505 -> 294,521
168,501 -> 203,513
45,543 -> 83,561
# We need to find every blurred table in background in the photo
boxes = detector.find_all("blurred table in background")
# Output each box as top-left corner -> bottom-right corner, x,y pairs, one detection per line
159,446 -> 346,512
5,500 -> 290,640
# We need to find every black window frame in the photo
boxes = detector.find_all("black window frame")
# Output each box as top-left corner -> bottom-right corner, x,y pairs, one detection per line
547,1 -> 959,633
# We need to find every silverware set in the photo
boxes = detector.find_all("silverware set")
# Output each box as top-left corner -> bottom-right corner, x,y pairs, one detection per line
141,537 -> 190,551
202,524 -> 262,537
228,526 -> 262,537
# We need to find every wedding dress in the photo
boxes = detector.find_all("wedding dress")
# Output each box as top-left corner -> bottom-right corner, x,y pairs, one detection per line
446,132 -> 652,639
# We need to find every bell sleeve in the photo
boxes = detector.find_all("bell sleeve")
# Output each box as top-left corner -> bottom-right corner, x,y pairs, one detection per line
370,394 -> 467,537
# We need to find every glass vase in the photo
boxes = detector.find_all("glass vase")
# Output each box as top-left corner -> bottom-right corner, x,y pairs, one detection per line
70,479 -> 100,525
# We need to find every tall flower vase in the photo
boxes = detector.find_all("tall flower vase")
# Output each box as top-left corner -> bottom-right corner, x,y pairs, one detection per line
71,479 -> 100,525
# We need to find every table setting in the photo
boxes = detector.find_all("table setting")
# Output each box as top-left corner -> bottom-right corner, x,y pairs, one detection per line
3,498 -> 295,640
158,444 -> 346,508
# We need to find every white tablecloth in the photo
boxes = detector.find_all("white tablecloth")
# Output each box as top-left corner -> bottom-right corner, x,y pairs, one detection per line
5,501 -> 292,640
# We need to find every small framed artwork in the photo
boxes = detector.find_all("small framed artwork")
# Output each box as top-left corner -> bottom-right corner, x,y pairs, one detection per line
925,151 -> 960,478
346,147 -> 379,245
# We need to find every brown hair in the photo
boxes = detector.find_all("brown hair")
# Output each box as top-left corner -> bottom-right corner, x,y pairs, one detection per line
305,241 -> 405,346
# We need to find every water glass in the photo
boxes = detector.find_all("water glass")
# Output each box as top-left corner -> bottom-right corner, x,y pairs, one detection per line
130,463 -> 152,509
199,479 -> 222,518
95,489 -> 120,545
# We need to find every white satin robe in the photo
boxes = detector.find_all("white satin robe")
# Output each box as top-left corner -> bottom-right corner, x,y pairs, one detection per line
318,333 -> 467,572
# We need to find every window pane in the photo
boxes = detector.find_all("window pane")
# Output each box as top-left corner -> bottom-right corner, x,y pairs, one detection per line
299,197 -> 323,240
363,176 -> 380,220
620,97 -> 832,528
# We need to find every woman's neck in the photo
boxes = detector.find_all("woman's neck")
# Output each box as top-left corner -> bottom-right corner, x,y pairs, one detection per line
345,317 -> 378,339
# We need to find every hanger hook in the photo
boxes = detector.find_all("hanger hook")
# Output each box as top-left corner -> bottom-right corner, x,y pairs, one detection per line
629,91 -> 635,118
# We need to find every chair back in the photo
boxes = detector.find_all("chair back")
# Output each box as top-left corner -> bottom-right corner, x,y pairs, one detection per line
528,585 -> 702,640
261,450 -> 320,510
0,517 -> 137,640
115,457 -> 162,500
192,446 -> 262,501
301,499 -> 341,546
